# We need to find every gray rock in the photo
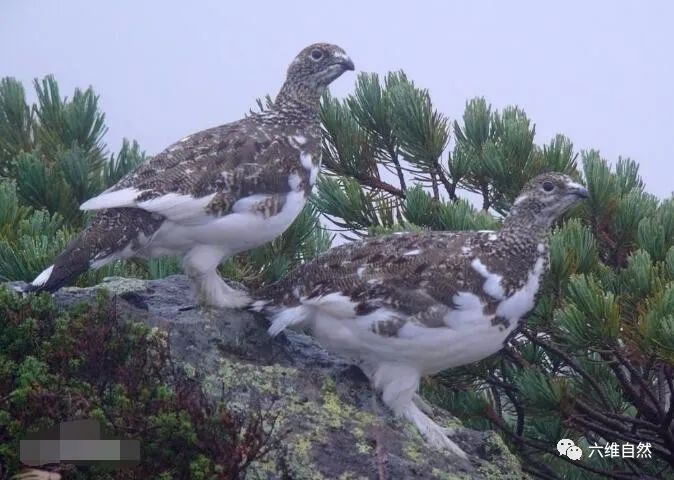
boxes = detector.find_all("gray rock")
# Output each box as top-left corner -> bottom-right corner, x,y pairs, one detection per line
39,275 -> 526,480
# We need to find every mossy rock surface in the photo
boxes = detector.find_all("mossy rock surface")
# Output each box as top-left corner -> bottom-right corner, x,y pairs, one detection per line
12,275 -> 526,479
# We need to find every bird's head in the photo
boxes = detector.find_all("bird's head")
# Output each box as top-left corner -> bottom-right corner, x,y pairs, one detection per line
505,172 -> 589,230
287,43 -> 354,87
277,43 -> 354,106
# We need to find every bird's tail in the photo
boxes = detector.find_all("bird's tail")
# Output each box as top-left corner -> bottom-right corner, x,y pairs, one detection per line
25,208 -> 163,293
25,230 -> 98,293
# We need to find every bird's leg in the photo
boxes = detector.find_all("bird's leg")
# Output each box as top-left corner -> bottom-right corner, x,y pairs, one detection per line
372,363 -> 468,459
413,393 -> 435,416
400,401 -> 467,459
183,245 -> 250,309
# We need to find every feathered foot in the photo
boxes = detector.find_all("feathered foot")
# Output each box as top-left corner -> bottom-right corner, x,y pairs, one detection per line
372,363 -> 468,459
183,246 -> 251,309
191,270 -> 250,309
413,393 -> 435,416
402,401 -> 468,459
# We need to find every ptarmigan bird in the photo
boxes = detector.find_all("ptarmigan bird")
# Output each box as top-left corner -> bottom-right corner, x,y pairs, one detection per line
26,43 -> 354,308
251,173 -> 588,457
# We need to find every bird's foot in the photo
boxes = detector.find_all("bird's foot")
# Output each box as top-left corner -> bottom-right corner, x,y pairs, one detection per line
210,288 -> 251,309
423,424 -> 467,459
413,393 -> 435,416
192,271 -> 251,309
199,281 -> 251,309
402,401 -> 468,459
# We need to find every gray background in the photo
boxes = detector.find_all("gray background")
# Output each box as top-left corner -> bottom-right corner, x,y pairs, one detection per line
2,0 -> 671,198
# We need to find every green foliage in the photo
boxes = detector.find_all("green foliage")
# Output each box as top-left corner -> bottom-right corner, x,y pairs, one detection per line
0,75 -> 160,282
432,156 -> 674,479
0,288 -> 284,479
103,139 -> 145,186
387,72 -> 449,168
16,75 -> 111,223
317,72 -> 581,239
313,176 -> 392,233
0,181 -> 71,282
403,185 -> 498,231
548,219 -> 599,288
0,74 -> 142,229
0,79 -> 33,177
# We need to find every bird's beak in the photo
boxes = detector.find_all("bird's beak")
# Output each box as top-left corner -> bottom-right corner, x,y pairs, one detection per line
341,57 -> 355,71
567,181 -> 589,198
334,52 -> 355,71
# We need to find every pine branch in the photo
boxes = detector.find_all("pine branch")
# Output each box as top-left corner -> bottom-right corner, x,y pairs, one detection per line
573,398 -> 664,448
385,144 -> 406,191
355,172 -> 406,198
433,164 -> 455,201
613,348 -> 664,418
485,405 -> 636,480
663,366 -> 674,430
429,170 -> 439,200
571,414 -> 670,459
522,331 -> 613,410
481,183 -> 491,211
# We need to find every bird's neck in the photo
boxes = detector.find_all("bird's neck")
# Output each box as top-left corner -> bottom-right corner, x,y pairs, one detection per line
501,203 -> 554,238
499,207 -> 552,250
274,81 -> 324,115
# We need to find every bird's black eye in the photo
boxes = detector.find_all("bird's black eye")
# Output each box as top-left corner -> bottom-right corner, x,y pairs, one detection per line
310,49 -> 323,60
542,181 -> 555,192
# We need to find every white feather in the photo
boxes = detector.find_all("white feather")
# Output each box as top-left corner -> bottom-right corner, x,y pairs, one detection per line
303,292 -> 356,318
80,187 -> 141,211
287,174 -> 299,190
289,135 -> 307,146
250,299 -> 271,312
496,257 -> 545,320
81,187 -> 218,225
31,265 -> 54,287
231,194 -> 271,214
334,51 -> 352,63
513,194 -> 528,205
471,258 -> 505,300
300,152 -> 313,170
309,166 -> 319,185
144,190 -> 307,255
268,305 -> 310,336
443,292 -> 486,329
566,181 -> 585,191
138,193 -> 216,223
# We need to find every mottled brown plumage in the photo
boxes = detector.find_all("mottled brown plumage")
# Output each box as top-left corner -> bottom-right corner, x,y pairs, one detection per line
258,173 -> 587,331
27,43 -> 354,308
253,172 -> 589,455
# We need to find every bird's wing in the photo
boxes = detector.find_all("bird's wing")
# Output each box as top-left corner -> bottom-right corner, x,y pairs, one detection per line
81,118 -> 313,224
260,231 -> 488,333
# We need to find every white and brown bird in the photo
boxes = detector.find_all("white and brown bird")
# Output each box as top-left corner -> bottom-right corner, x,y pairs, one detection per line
26,43 -> 354,308
251,173 -> 588,457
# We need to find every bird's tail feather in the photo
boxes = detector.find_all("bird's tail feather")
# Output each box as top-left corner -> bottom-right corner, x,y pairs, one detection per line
24,230 -> 102,293
24,208 -> 163,293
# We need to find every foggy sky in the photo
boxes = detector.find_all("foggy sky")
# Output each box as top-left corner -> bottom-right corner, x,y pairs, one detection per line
2,0 -> 672,198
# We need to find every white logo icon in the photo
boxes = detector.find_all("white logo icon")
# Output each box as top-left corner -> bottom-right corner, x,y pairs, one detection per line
566,445 -> 583,460
557,439 -> 582,460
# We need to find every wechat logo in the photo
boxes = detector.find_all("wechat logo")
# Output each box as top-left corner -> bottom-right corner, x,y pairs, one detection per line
557,439 -> 583,460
